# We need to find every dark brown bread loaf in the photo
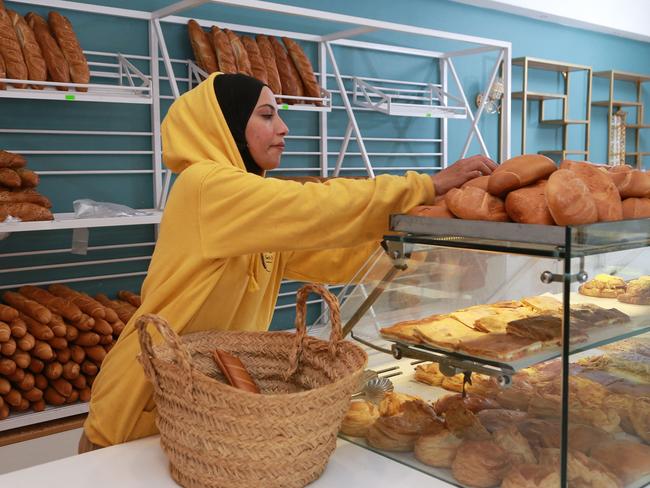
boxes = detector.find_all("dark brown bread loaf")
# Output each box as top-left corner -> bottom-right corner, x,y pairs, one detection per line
25,12 -> 70,90
255,35 -> 282,95
282,37 -> 320,101
0,202 -> 53,222
241,35 -> 267,84
187,20 -> 218,74
0,8 -> 28,88
268,36 -> 299,101
0,168 -> 21,188
0,150 -> 26,168
48,11 -> 89,92
8,10 -> 46,88
0,51 -> 6,90
210,27 -> 236,73
225,29 -> 252,76
16,168 -> 39,187
0,190 -> 51,208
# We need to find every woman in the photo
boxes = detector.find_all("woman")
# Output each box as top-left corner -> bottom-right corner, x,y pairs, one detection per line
81,73 -> 496,449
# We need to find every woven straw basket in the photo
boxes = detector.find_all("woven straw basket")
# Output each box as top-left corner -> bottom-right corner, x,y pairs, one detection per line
136,284 -> 367,488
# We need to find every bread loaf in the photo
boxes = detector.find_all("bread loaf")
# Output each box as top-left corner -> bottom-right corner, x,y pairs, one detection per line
187,20 -> 218,74
0,53 -> 6,90
0,304 -> 18,322
31,340 -> 53,361
25,12 -> 70,90
48,12 -> 89,92
255,35 -> 282,95
0,168 -> 21,187
560,160 -> 622,221
224,29 -> 252,76
0,150 -> 26,169
0,202 -> 53,222
4,292 -> 52,324
19,286 -> 82,321
49,284 -> 105,318
210,27 -> 236,73
446,186 -> 509,221
622,198 -> 650,219
16,332 -> 34,352
0,338 -> 15,356
8,10 -> 46,88
11,350 -> 30,369
407,205 -> 455,219
488,154 -> 556,195
268,36 -> 299,100
95,293 -> 132,323
0,8 -> 28,88
213,349 -> 260,393
28,358 -> 44,374
461,175 -> 489,191
286,50 -> 305,98
56,347 -> 71,364
0,321 -> 10,342
609,168 -> 650,198
282,37 -> 320,101
16,168 -> 38,187
0,189 -> 51,208
545,169 -> 598,225
504,180 -> 554,225
9,318 -> 26,338
117,290 -> 141,308
241,35 -> 267,84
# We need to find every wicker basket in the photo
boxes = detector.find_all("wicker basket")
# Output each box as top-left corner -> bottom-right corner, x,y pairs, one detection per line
137,284 -> 367,488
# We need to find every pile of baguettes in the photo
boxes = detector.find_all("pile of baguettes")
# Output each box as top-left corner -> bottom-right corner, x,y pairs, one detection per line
187,20 -> 321,104
0,285 -> 140,419
0,4 -> 89,91
409,155 -> 650,224
380,295 -> 631,362
340,346 -> 650,488
0,150 -> 53,222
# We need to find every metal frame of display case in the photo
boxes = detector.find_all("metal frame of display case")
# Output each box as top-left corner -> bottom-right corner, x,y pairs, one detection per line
340,215 -> 650,487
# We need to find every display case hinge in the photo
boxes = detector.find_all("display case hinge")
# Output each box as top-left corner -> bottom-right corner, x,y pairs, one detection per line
540,257 -> 588,284
383,239 -> 415,271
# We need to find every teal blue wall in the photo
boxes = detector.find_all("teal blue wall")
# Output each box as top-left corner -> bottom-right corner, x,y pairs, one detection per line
2,0 -> 649,330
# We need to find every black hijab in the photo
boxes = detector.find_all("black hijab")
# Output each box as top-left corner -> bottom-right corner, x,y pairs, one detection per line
213,74 -> 267,175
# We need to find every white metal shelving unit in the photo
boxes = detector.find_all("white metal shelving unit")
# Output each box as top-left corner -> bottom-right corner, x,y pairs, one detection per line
0,0 -> 511,432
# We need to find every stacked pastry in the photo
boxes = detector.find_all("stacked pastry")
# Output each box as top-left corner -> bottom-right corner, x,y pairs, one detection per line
409,155 -> 650,225
0,150 -> 52,222
0,5 -> 89,91
380,295 -> 630,362
580,274 -> 650,305
187,20 -> 321,105
0,285 -> 140,419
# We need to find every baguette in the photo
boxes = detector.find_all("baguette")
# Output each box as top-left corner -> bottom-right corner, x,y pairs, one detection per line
85,345 -> 106,364
95,293 -> 134,323
65,389 -> 79,404
79,387 -> 91,402
44,361 -> 62,380
268,36 -> 299,101
92,318 -> 112,336
11,350 -> 30,369
0,338 -> 16,356
44,386 -> 66,405
0,202 -> 53,222
16,168 -> 38,188
17,312 -> 52,340
488,154 -> 556,195
187,20 -> 218,74
0,358 -> 16,375
9,317 -> 26,338
225,29 -> 252,76
16,372 -> 35,392
81,360 -> 98,376
0,150 -> 26,169
32,340 -> 54,361
8,10 -> 46,88
29,359 -> 44,375
241,35 -> 267,84
6,368 -> 25,385
70,345 -> 85,364
51,377 -> 72,398
210,27 -> 237,73
0,378 -> 10,396
49,284 -> 105,319
255,35 -> 282,95
545,169 -> 598,225
0,321 -> 9,342
56,347 -> 71,364
72,374 -> 86,389
25,12 -> 70,90
49,337 -> 68,350
282,37 -> 320,101
23,387 -> 42,402
16,331 -> 34,352
73,313 -> 95,331
0,168 -> 21,188
0,8 -> 28,88
75,331 -> 100,347
31,399 -> 45,412
33,373 -> 47,391
4,389 -> 22,407
0,189 -> 51,208
0,304 -> 18,322
0,53 -> 5,90
48,12 -> 89,92
117,290 -> 141,308
62,361 -> 80,380
4,291 -> 52,324
19,286 -> 82,322
213,349 -> 259,393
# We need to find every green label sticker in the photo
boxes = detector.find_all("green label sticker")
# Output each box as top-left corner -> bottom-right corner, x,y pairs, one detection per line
425,112 -> 432,117
65,94 -> 76,101
281,104 -> 289,110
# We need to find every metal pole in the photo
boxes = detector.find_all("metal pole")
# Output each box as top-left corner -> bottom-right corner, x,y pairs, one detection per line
319,42 -> 329,178
501,45 -> 512,162
153,19 -> 180,99
149,20 -> 163,210
440,58 -> 448,168
334,122 -> 354,177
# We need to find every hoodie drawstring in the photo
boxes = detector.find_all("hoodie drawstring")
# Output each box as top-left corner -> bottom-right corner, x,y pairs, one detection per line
247,254 -> 260,292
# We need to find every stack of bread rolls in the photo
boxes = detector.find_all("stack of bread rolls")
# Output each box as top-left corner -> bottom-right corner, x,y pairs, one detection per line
187,20 -> 320,104
0,150 -> 53,222
0,5 -> 89,92
409,154 -> 650,225
0,285 -> 140,419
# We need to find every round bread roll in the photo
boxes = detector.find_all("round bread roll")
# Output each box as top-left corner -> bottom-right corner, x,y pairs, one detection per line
451,440 -> 511,488
504,180 -> 555,225
560,160 -> 623,221
445,186 -> 509,222
461,175 -> 489,191
609,167 -> 650,198
414,428 -> 462,468
407,205 -> 454,219
487,154 -> 556,195
545,169 -> 598,225
590,439 -> 650,485
340,400 -> 379,437
501,464 -> 560,488
622,197 -> 650,219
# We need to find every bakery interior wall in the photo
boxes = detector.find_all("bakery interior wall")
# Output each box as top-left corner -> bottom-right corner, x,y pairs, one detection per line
1,0 -> 649,330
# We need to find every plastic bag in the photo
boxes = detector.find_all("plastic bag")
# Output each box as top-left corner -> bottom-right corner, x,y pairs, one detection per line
73,199 -> 151,219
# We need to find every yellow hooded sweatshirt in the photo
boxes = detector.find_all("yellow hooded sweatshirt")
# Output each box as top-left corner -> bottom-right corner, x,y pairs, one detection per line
84,73 -> 435,446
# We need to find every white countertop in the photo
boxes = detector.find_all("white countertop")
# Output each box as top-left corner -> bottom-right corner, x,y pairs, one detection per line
0,435 -> 453,488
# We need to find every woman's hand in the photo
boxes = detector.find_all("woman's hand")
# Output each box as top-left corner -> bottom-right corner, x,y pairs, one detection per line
431,154 -> 498,195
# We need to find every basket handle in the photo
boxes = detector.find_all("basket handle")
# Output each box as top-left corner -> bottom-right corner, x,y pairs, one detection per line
286,284 -> 342,378
137,313 -> 193,395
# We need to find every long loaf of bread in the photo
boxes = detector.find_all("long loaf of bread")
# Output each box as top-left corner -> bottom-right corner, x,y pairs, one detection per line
9,10 -> 46,89
225,29 -> 252,76
0,168 -> 21,188
16,168 -> 39,188
268,36 -> 299,101
25,12 -> 70,90
255,35 -> 282,95
19,286 -> 82,322
282,37 -> 320,101
0,150 -> 26,168
0,8 -> 28,88
0,190 -> 51,208
3,291 -> 52,324
210,27 -> 236,74
187,20 -> 218,74
213,349 -> 260,393
48,12 -> 89,92
0,49 -> 6,90
241,35 -> 267,84
117,290 -> 141,308
0,202 -> 53,221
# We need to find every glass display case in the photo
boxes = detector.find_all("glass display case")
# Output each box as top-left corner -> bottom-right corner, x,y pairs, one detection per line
316,214 -> 650,488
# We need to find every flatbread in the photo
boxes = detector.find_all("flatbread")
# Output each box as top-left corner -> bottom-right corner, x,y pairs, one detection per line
522,296 -> 563,314
474,307 -> 536,333
413,317 -> 485,350
458,333 -> 542,361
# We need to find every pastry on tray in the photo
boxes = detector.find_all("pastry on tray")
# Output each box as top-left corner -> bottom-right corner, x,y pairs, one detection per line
378,391 -> 422,417
339,400 -> 379,437
492,424 -> 537,465
579,274 -> 627,298
501,463 -> 560,488
432,393 -> 500,416
590,439 -> 650,485
413,316 -> 485,350
618,276 -> 650,305
451,440 -> 511,488
522,295 -> 563,314
477,409 -> 528,433
414,428 -> 462,468
457,332 -> 542,361
537,448 -> 623,488
443,402 -> 491,441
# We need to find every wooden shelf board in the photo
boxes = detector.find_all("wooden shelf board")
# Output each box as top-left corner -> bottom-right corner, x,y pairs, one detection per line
540,119 -> 589,125
592,100 -> 641,107
513,57 -> 590,72
593,70 -> 650,83
538,150 -> 588,155
513,91 -> 566,101
626,124 -> 650,129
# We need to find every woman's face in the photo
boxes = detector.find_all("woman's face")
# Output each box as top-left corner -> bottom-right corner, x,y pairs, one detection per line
245,86 -> 289,171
